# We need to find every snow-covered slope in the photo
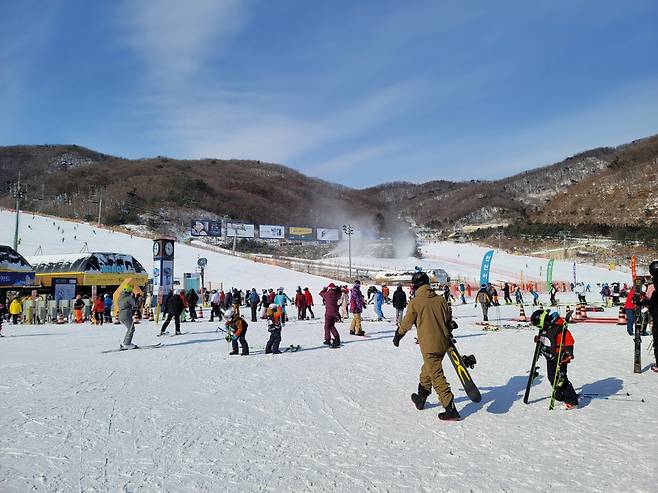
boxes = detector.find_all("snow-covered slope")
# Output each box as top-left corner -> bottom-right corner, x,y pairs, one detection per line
0,209 -> 335,292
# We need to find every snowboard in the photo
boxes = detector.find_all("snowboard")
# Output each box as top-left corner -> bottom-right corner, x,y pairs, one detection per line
523,330 -> 543,404
102,343 -> 163,354
447,342 -> 481,403
282,344 -> 301,353
170,332 -> 189,337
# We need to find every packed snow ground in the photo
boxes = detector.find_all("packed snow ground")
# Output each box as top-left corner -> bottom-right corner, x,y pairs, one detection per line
1,300 -> 656,492
1,209 -> 656,491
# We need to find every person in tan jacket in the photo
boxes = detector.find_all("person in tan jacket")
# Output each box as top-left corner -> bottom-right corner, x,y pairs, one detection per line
393,271 -> 460,421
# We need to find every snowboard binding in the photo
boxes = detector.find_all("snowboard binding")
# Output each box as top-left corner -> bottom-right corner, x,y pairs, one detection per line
462,354 -> 477,370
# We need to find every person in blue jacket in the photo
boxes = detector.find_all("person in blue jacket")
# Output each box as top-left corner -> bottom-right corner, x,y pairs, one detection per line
103,293 -> 113,322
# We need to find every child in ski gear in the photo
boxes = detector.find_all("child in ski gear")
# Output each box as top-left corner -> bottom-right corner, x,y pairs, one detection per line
393,271 -> 460,421
459,282 -> 466,304
514,287 -> 524,305
530,309 -> 579,408
392,284 -> 407,324
320,283 -> 342,346
225,308 -> 249,355
265,303 -> 283,354
349,280 -> 365,335
474,284 -> 492,322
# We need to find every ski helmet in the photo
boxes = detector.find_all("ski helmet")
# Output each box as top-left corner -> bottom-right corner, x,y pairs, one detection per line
269,303 -> 278,310
411,271 -> 430,290
224,308 -> 234,320
649,260 -> 658,278
530,309 -> 550,328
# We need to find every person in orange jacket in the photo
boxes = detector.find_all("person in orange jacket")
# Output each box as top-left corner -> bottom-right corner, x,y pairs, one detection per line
73,295 -> 85,323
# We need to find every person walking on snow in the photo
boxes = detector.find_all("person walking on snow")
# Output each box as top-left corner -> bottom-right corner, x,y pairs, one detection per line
503,283 -> 513,304
392,271 -> 461,421
187,289 -> 199,321
474,284 -> 492,322
515,286 -> 524,305
274,288 -> 292,326
294,287 -> 307,320
259,290 -> 269,319
160,289 -> 184,336
392,284 -> 407,324
349,280 -> 365,336
319,283 -> 342,347
249,288 -> 259,322
118,285 -> 139,349
304,287 -> 315,319
339,285 -> 349,320
375,288 -> 385,321
103,293 -> 113,322
641,260 -> 658,372
93,295 -> 104,325
9,297 -> 22,325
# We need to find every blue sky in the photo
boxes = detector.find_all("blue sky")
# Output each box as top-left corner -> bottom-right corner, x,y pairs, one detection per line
1,1 -> 657,187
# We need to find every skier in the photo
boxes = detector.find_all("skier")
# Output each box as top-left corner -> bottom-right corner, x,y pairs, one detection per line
294,287 -> 307,320
503,283 -> 513,304
392,271 -> 460,421
304,287 -> 315,319
187,289 -> 199,321
160,289 -> 184,336
529,309 -> 579,409
265,303 -> 283,354
349,280 -> 365,336
274,288 -> 292,326
103,293 -> 113,322
319,283 -> 342,347
486,283 -> 499,306
118,285 -> 139,349
249,288 -> 259,322
549,283 -> 559,306
458,282 -> 467,304
474,284 -> 492,322
224,308 -> 249,355
575,283 -> 587,303
392,284 -> 407,324
529,287 -> 540,306
514,286 -> 524,305
73,295 -> 85,323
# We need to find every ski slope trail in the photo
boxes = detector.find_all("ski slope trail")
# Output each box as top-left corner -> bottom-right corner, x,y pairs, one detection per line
1,301 -> 656,492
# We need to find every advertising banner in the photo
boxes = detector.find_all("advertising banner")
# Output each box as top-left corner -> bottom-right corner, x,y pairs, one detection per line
190,220 -> 222,237
225,222 -> 255,238
53,278 -> 76,301
546,259 -> 554,291
288,227 -> 315,241
479,250 -> 494,287
259,225 -> 285,239
0,271 -> 36,287
316,228 -> 340,242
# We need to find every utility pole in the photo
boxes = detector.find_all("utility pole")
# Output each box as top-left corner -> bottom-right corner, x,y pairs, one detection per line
342,224 -> 354,279
559,230 -> 570,259
97,189 -> 103,226
7,171 -> 28,251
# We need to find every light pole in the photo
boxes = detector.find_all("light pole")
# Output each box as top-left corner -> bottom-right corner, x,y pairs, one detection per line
559,230 -> 570,259
7,171 -> 28,251
342,224 -> 354,279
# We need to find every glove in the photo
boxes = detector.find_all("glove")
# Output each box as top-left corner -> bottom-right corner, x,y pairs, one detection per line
393,329 -> 404,347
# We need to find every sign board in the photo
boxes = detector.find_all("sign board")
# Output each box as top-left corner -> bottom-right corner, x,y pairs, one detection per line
53,278 -> 77,301
259,224 -> 285,239
190,220 -> 222,237
225,222 -> 255,238
288,227 -> 315,241
197,257 -> 208,267
0,271 -> 35,287
316,228 -> 340,242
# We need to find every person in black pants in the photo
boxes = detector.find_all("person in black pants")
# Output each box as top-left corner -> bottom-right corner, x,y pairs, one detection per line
161,290 -> 184,335
643,261 -> 658,373
187,289 -> 199,321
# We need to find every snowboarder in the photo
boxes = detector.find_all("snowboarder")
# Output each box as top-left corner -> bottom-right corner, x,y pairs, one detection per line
392,271 -> 460,421
118,285 -> 139,349
225,308 -> 249,355
160,289 -> 184,336
392,284 -> 407,324
319,283 -> 342,347
474,284 -> 492,322
349,280 -> 365,335
304,287 -> 315,319
265,303 -> 283,354
529,309 -> 579,409
514,286 -> 524,305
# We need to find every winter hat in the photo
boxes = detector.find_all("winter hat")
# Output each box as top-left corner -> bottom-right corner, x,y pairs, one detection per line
328,283 -> 336,289
123,284 -> 133,292
354,280 -> 361,286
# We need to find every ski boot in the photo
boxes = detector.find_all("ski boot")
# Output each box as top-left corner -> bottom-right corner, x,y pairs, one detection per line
356,330 -> 366,337
410,384 -> 431,410
323,339 -> 331,345
438,400 -> 460,421
349,331 -> 355,335
229,350 -> 239,355
331,336 -> 341,348
120,343 -> 137,350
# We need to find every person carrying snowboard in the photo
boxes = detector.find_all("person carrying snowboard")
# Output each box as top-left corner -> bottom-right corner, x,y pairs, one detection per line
224,308 -> 249,355
392,272 -> 460,421
530,309 -> 579,409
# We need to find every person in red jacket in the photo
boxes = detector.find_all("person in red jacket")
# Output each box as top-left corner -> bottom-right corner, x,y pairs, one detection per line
93,296 -> 105,326
320,283 -> 341,348
294,288 -> 307,320
303,287 -> 315,319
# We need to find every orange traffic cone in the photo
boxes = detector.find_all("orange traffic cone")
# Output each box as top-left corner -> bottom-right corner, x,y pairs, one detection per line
113,313 -> 120,324
57,311 -> 65,324
133,313 -> 140,325
573,304 -> 583,321
580,304 -> 587,320
617,306 -> 627,325
198,306 -> 204,319
518,305 -> 527,322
